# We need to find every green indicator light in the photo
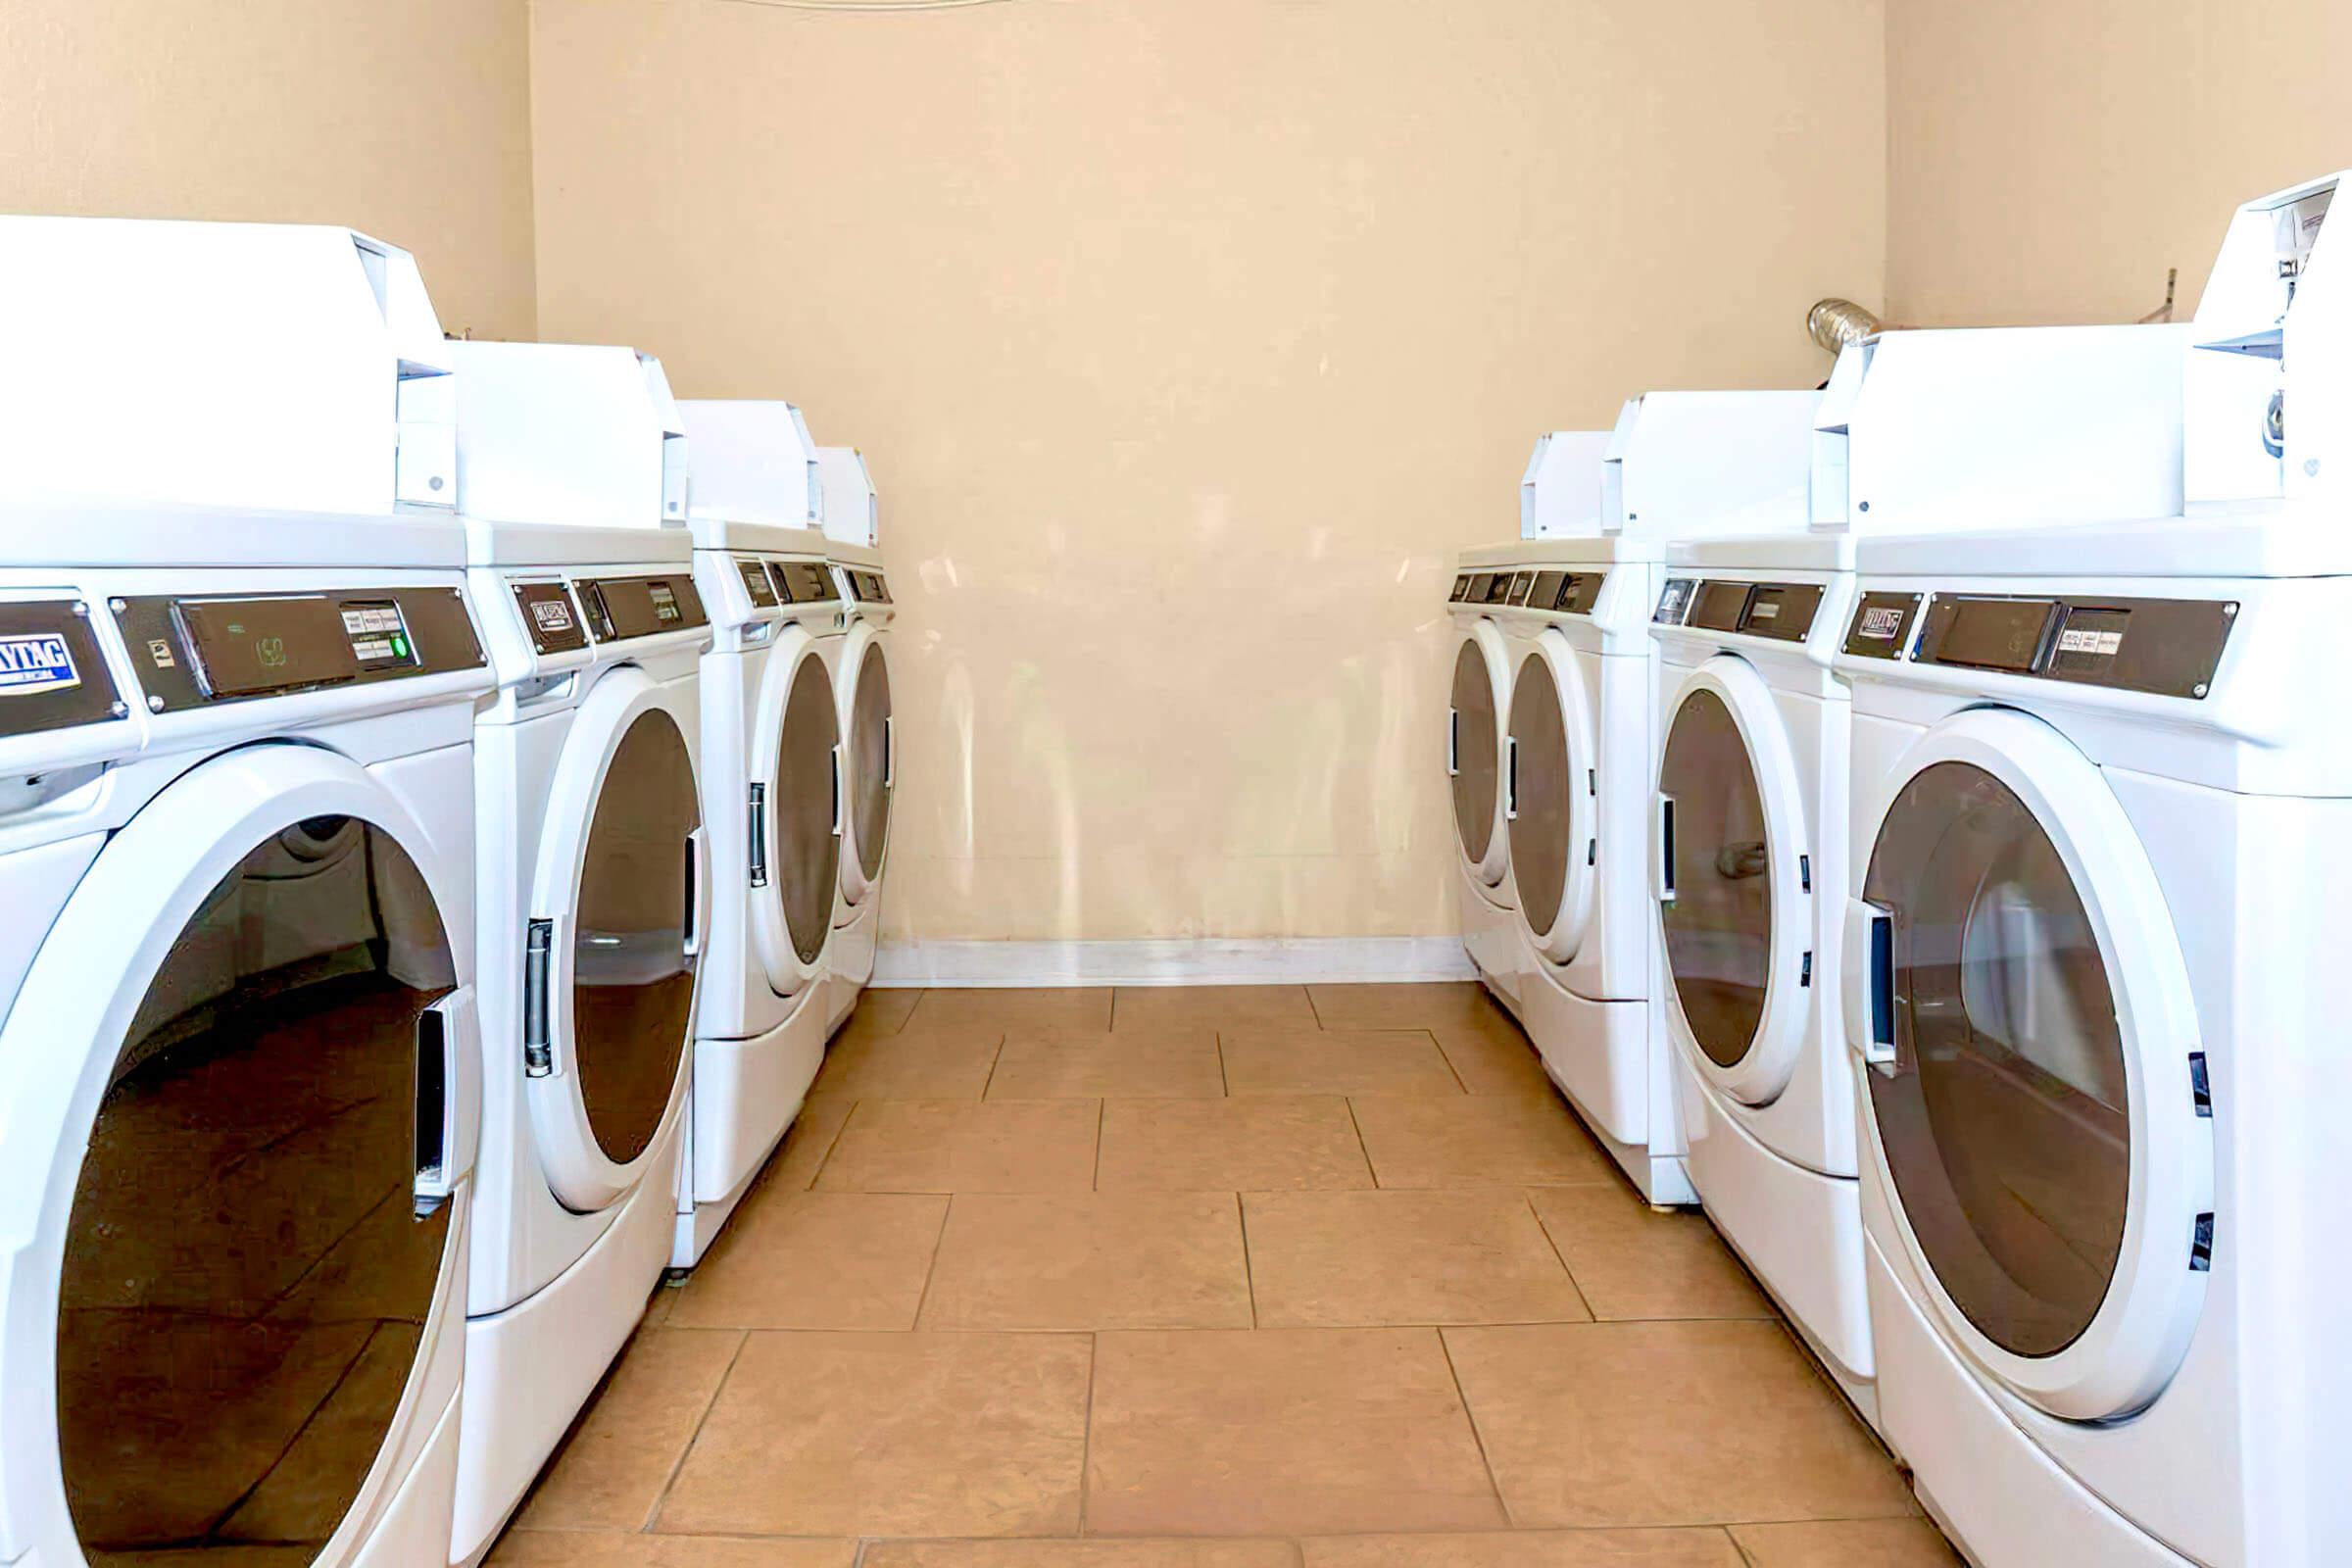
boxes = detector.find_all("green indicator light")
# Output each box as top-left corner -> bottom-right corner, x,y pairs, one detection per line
391,635 -> 410,659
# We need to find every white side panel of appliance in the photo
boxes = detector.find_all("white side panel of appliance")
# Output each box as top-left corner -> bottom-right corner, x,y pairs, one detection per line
452,341 -> 675,530
818,447 -> 879,547
681,401 -> 823,528
1604,391 -> 1821,537
1519,430 -> 1611,538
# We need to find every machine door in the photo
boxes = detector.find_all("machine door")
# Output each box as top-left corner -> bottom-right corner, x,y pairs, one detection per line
750,629 -> 843,993
526,665 -> 706,1213
1448,620 -> 1510,888
1845,708 -> 2210,1420
838,624 -> 893,906
1654,656 -> 1812,1104
0,744 -> 476,1564
1506,628 -> 1598,962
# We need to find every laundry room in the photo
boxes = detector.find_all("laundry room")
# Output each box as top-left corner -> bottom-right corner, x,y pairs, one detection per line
2,2 -> 2346,1564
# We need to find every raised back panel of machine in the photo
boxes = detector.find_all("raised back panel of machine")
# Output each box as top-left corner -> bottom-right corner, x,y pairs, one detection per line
577,574 -> 710,642
0,599 -> 126,737
115,588 -> 485,712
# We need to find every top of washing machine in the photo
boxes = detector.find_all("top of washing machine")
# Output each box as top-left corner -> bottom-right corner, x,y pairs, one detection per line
452,340 -> 689,538
816,446 -> 879,549
0,217 -> 455,517
679,400 -> 823,535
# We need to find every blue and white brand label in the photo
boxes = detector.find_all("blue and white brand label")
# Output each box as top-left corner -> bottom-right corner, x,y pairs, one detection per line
0,632 -> 80,696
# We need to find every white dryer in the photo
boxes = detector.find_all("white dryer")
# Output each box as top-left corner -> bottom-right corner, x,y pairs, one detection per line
1444,564 -> 1528,1014
825,537 -> 895,1030
678,519 -> 844,1268
447,342 -> 712,1565
0,511 -> 492,1567
1830,170 -> 2352,1568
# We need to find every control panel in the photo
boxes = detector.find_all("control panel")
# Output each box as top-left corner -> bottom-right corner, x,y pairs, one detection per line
1652,577 -> 1825,643
0,598 -> 127,738
513,581 -> 589,656
1449,569 -> 1607,615
113,588 -> 484,712
737,557 -> 781,609
575,573 -> 709,643
843,567 -> 892,605
767,560 -> 839,606
1842,591 -> 2235,699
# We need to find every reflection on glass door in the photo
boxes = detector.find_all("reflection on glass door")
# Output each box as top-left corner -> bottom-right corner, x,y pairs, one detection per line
60,822 -> 454,1562
1450,640 -> 1498,864
1658,689 -> 1773,1068
849,643 -> 892,883
1864,761 -> 2131,1357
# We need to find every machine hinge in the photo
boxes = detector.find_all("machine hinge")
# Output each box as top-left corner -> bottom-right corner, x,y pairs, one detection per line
1799,951 -> 1813,988
748,782 -> 769,887
522,917 -> 554,1077
1799,854 -> 1812,893
2190,1212 -> 2215,1272
2189,1052 -> 2212,1116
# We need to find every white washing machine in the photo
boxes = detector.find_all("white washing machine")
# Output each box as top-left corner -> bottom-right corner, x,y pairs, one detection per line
825,538 -> 894,1031
1831,171 -> 2351,1568
447,342 -> 712,1565
0,510 -> 492,1568
1467,393 -> 1818,1204
677,531 -> 844,1270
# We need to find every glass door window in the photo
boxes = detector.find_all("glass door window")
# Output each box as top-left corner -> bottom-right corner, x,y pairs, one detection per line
1659,690 -> 1774,1068
1507,652 -> 1573,935
848,643 -> 891,884
776,654 -> 843,963
1450,639 -> 1498,864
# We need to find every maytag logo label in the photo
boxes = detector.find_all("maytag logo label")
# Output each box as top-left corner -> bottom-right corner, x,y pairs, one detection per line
0,632 -> 80,696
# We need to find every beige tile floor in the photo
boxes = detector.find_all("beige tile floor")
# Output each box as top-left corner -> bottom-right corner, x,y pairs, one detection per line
493,984 -> 1961,1567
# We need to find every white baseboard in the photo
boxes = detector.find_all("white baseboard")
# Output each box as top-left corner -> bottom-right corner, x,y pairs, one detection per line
870,936 -> 1476,988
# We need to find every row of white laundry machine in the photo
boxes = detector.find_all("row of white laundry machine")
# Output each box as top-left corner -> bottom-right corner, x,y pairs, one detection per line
0,219 -> 893,1565
1450,171 -> 2351,1567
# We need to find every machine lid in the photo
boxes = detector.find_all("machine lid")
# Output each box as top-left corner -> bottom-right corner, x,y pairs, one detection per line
752,632 -> 842,992
1655,659 -> 1810,1102
1506,631 -> 1597,962
1448,628 -> 1506,883
525,668 -> 703,1209
1850,708 -> 2211,1419
0,744 -> 472,1561
844,632 -> 893,895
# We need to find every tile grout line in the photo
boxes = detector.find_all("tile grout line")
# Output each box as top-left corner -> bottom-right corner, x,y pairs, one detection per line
1342,1095 -> 1382,1188
1524,1189 -> 1599,1322
976,1030 -> 1008,1100
1429,1028 -> 1473,1094
1077,1331 -> 1100,1536
1436,1324 -> 1518,1531
1215,1028 -> 1232,1096
1091,1097 -> 1106,1190
1234,1190 -> 1260,1328
642,1326 -> 752,1533
805,1098 -> 861,1189
907,1192 -> 956,1329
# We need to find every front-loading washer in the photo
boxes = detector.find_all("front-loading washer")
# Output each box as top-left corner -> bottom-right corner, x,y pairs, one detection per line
825,536 -> 894,1031
677,515 -> 845,1268
445,341 -> 712,1565
0,509 -> 492,1567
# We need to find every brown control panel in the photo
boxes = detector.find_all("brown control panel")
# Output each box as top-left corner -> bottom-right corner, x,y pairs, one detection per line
767,560 -> 840,606
844,568 -> 892,605
0,599 -> 128,738
576,573 -> 710,643
1913,593 -> 2235,699
1655,578 -> 1823,642
114,588 -> 485,713
738,558 -> 780,609
1451,568 -> 1608,615
513,581 -> 589,655
1841,591 -> 1924,660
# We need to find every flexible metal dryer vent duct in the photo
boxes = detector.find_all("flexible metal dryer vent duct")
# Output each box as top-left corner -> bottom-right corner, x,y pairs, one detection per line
1807,298 -> 1883,355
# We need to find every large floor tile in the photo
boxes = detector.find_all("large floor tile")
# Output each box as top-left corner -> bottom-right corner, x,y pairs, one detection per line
1220,1029 -> 1463,1098
863,1542 -> 1298,1568
905,987 -> 1114,1033
833,987 -> 923,1044
816,1099 -> 1101,1193
808,1030 -> 1004,1101
1111,983 -> 1318,1032
493,1533 -> 855,1566
512,1328 -> 744,1532
921,1191 -> 1251,1330
668,1192 -> 947,1330
1429,1024 -> 1555,1098
659,1331 -> 1091,1538
1244,1189 -> 1588,1327
1727,1519 -> 1960,1566
1444,1321 -> 1913,1528
1349,1095 -> 1611,1188
1097,1096 -> 1373,1192
1528,1186 -> 1771,1320
988,1029 -> 1225,1100
1088,1327 -> 1505,1537
766,1094 -> 857,1190
1307,982 -> 1516,1033
1298,1530 -> 1742,1566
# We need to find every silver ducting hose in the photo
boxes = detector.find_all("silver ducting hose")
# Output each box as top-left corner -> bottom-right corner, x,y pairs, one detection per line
1807,298 -> 1883,356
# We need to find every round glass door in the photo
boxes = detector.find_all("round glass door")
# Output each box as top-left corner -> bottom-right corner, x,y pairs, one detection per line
777,653 -> 844,962
58,821 -> 454,1560
573,710 -> 702,1166
1659,689 -> 1773,1068
1863,760 -> 2129,1359
847,640 -> 891,887
1449,636 -> 1500,872
1505,636 -> 1595,961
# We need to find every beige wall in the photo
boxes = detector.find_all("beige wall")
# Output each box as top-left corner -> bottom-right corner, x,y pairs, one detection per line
0,0 -> 538,340
532,0 -> 1886,947
1886,0 -> 2352,327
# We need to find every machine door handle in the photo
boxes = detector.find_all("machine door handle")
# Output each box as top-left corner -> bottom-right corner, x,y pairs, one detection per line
1446,708 -> 1460,777
683,826 -> 709,959
1504,736 -> 1520,821
1654,793 -> 1677,904
1844,899 -> 1898,1074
